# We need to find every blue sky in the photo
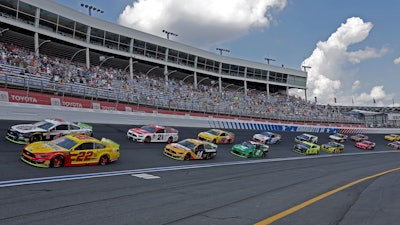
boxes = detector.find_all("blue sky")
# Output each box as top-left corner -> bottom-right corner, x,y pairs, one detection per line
53,0 -> 400,107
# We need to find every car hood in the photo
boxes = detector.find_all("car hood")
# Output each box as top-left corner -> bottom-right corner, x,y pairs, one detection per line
167,143 -> 191,152
253,134 -> 268,140
329,135 -> 341,140
198,132 -> 216,138
128,128 -> 152,135
294,144 -> 308,151
232,144 -> 251,152
25,141 -> 67,153
11,124 -> 46,134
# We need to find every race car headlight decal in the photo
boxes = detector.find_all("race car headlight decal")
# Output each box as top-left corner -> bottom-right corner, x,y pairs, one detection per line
21,133 -> 32,138
36,154 -> 51,159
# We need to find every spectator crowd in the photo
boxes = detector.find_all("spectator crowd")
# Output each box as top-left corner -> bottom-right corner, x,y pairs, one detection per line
0,41 -> 363,125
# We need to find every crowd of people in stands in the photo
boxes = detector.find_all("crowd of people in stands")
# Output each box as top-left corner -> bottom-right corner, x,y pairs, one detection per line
0,41 -> 365,124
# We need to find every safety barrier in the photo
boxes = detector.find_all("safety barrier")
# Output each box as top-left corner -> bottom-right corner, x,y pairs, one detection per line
1,95 -> 398,134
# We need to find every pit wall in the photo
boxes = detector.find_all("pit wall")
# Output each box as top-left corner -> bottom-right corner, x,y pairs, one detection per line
0,88 -> 398,134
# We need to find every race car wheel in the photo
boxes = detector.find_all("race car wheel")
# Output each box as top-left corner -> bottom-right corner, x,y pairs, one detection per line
144,136 -> 151,143
99,155 -> 109,166
247,152 -> 253,158
184,154 -> 190,161
205,153 -> 213,160
50,156 -> 64,168
212,139 -> 217,144
167,137 -> 173,144
30,134 -> 42,143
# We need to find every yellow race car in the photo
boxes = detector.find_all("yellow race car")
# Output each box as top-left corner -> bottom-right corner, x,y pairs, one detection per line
21,134 -> 120,168
321,141 -> 344,153
197,129 -> 235,144
163,138 -> 217,160
384,134 -> 400,141
293,141 -> 320,155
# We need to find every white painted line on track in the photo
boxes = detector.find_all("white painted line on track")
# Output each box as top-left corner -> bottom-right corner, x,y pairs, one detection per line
0,150 -> 398,188
131,173 -> 160,179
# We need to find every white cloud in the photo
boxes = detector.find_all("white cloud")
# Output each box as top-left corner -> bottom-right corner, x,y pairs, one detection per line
347,47 -> 388,64
353,86 -> 393,106
118,0 -> 287,48
394,57 -> 400,64
290,17 -> 390,106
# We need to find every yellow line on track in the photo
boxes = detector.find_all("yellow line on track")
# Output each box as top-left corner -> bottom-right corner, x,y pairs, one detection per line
255,167 -> 400,225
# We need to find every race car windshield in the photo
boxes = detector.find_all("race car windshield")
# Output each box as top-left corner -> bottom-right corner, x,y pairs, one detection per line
260,132 -> 272,136
52,137 -> 78,149
207,130 -> 220,136
298,135 -> 308,140
34,121 -> 55,130
177,140 -> 196,149
299,143 -> 311,149
141,125 -> 156,133
329,142 -> 340,147
241,141 -> 255,148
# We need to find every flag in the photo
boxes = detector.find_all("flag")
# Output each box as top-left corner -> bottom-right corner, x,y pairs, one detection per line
373,98 -> 376,104
334,97 -> 336,103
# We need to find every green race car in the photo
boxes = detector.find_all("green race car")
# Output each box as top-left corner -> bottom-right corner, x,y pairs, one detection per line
231,141 -> 269,158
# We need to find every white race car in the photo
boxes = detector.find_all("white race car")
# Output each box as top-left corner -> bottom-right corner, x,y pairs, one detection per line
6,118 -> 93,144
328,133 -> 348,143
252,131 -> 281,144
127,124 -> 179,143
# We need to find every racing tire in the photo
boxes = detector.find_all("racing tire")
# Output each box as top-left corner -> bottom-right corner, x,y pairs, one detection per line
30,134 -> 42,143
99,155 -> 109,166
50,155 -> 64,168
262,152 -> 267,158
184,154 -> 190,161
144,136 -> 151,143
212,139 -> 217,144
247,152 -> 253,158
167,137 -> 173,144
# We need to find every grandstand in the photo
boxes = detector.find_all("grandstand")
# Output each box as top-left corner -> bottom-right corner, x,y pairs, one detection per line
0,0 -> 398,127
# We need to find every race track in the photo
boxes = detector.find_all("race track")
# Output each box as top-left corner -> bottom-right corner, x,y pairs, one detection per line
1,120 -> 400,225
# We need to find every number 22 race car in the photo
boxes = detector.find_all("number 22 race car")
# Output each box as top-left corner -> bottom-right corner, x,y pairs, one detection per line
20,134 -> 120,168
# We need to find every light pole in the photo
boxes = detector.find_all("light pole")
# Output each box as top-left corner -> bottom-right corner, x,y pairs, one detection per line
70,48 -> 86,61
162,30 -> 178,40
80,3 -> 104,16
223,83 -> 234,90
265,57 -> 275,64
99,56 -> 114,67
145,66 -> 159,77
182,74 -> 194,83
0,28 -> 9,36
124,61 -> 138,73
302,65 -> 311,72
35,40 -> 51,58
197,77 -> 209,86
216,48 -> 230,55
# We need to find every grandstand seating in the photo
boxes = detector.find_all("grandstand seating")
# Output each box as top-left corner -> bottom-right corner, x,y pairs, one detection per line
0,41 -> 368,126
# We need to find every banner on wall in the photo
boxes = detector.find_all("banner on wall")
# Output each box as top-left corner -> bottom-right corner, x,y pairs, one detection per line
0,91 -> 9,102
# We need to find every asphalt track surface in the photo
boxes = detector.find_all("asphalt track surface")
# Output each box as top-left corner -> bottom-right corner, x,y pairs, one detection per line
1,120 -> 400,225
